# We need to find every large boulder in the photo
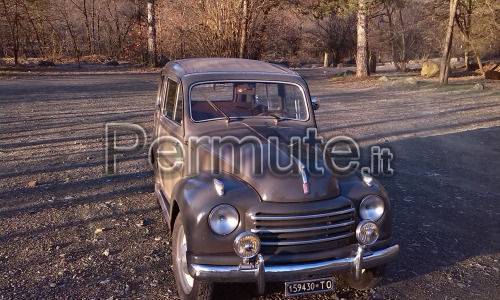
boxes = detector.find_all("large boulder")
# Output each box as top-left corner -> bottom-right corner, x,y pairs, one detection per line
485,70 -> 500,80
421,61 -> 440,77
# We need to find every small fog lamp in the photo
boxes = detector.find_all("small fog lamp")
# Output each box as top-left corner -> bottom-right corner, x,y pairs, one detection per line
356,220 -> 379,246
234,232 -> 260,259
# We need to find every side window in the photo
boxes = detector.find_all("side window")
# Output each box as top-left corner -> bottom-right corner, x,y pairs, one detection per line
174,88 -> 183,124
164,78 -> 179,119
157,76 -> 166,107
255,83 -> 280,109
284,84 -> 307,120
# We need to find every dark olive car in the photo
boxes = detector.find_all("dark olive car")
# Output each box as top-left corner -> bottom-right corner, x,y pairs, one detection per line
150,58 -> 399,299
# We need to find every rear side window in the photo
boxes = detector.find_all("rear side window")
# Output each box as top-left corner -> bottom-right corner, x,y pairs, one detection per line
162,78 -> 182,124
157,76 -> 166,107
174,87 -> 183,124
164,79 -> 178,118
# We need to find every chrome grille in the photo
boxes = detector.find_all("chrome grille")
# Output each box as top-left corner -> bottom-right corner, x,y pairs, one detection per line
251,206 -> 355,247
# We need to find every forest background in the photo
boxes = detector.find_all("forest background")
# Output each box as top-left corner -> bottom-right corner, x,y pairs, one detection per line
1,0 -> 499,78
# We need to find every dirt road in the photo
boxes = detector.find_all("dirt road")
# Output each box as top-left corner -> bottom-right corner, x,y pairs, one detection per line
1,69 -> 499,299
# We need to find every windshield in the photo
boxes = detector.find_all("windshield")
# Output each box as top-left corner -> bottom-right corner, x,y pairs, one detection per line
189,82 -> 308,122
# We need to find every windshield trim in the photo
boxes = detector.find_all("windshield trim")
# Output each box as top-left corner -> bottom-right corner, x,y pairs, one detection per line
188,80 -> 310,123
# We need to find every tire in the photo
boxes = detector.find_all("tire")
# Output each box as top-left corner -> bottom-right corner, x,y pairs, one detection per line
172,213 -> 213,300
341,265 -> 386,291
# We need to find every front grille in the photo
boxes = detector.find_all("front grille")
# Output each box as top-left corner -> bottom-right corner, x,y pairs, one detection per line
250,205 -> 355,247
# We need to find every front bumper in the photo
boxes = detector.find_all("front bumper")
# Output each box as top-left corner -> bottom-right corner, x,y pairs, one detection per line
189,244 -> 399,291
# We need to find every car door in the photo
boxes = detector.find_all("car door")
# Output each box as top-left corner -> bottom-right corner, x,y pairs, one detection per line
156,76 -> 184,200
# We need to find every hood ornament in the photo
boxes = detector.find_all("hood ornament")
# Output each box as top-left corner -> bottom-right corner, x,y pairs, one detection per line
300,164 -> 310,194
291,156 -> 309,195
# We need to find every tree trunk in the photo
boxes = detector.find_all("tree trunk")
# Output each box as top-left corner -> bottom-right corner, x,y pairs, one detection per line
439,0 -> 458,86
356,0 -> 368,77
398,9 -> 406,72
239,0 -> 248,58
147,0 -> 157,66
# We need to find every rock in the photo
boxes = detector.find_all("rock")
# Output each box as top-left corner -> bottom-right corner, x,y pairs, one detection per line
472,83 -> 484,90
421,61 -> 440,77
105,60 -> 119,66
485,70 -> 500,80
405,77 -> 418,85
157,55 -> 169,67
38,60 -> 55,67
28,180 -> 37,187
49,282 -> 57,288
379,76 -> 389,82
467,63 -> 479,71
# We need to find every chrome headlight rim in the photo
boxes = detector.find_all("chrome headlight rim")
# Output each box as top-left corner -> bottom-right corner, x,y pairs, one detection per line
208,204 -> 239,236
233,232 -> 261,259
359,195 -> 385,221
356,220 -> 379,246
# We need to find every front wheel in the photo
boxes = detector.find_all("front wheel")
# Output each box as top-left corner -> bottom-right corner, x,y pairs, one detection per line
172,213 -> 213,300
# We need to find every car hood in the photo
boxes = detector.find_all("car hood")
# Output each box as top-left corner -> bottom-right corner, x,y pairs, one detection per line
191,123 -> 340,202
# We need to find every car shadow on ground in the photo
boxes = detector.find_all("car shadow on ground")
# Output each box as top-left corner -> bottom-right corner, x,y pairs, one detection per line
377,126 -> 500,283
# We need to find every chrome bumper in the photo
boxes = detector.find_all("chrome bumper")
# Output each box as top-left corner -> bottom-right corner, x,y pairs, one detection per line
189,244 -> 399,292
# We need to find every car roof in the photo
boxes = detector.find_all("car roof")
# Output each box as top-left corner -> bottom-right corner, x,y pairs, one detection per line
166,58 -> 297,76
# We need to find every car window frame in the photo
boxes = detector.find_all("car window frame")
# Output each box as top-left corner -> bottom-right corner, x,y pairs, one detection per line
188,80 -> 310,123
162,77 -> 182,126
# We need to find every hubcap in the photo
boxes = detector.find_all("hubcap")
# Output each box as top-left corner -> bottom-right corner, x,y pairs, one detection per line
176,224 -> 194,291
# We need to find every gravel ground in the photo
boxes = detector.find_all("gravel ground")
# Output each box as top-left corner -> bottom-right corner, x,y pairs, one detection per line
1,67 -> 499,300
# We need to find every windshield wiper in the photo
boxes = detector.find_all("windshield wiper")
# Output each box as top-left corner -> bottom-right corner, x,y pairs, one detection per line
204,98 -> 233,122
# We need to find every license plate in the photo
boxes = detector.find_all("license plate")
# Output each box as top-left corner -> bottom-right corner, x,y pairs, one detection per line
285,277 -> 334,297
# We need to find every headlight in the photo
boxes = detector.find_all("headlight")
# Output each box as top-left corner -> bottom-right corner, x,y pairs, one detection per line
359,195 -> 385,221
356,220 -> 379,246
208,204 -> 239,235
234,232 -> 260,258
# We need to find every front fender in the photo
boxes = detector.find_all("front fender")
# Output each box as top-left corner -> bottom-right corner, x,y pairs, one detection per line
337,172 -> 392,243
171,171 -> 261,255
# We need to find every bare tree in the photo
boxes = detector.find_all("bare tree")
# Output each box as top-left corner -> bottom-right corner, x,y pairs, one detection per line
439,0 -> 458,85
455,0 -> 484,74
309,12 -> 356,66
239,0 -> 248,58
1,0 -> 21,64
147,0 -> 156,66
357,0 -> 369,77
59,2 -> 81,67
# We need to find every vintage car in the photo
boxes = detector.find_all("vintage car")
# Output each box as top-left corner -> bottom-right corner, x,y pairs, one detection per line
150,58 -> 399,299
